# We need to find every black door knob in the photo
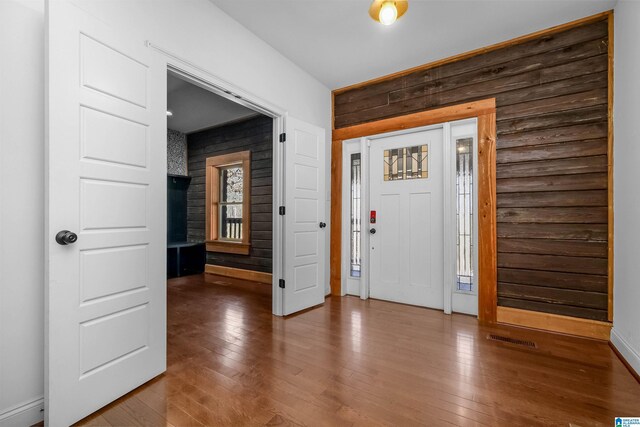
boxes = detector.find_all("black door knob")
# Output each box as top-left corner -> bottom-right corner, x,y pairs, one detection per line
370,228 -> 376,234
56,230 -> 78,245
319,222 -> 327,229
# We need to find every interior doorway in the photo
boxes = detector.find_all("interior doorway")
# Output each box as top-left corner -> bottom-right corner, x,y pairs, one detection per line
165,70 -> 274,292
341,120 -> 479,316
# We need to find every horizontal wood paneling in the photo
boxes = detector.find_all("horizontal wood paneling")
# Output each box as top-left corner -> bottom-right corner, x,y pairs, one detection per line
497,123 -> 608,149
187,115 -> 273,273
497,207 -> 607,223
497,190 -> 607,208
499,282 -> 607,309
496,156 -> 607,179
497,253 -> 607,275
498,268 -> 607,292
498,238 -> 607,258
497,223 -> 607,241
334,17 -> 611,321
496,173 -> 607,193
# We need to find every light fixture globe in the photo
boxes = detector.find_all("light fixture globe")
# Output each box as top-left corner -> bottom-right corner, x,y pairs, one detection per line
369,0 -> 408,26
379,2 -> 398,25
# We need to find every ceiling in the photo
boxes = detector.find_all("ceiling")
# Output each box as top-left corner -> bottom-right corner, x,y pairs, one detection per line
210,0 -> 616,89
167,73 -> 257,134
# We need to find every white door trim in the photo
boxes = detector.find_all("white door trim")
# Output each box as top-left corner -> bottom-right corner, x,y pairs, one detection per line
146,42 -> 288,316
360,137 -> 370,300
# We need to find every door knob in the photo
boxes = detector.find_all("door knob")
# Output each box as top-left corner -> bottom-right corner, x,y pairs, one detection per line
319,222 -> 327,229
370,228 -> 376,234
56,230 -> 78,245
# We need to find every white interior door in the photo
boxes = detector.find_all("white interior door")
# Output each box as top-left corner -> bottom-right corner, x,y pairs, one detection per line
282,117 -> 326,315
46,2 -> 166,425
369,127 -> 444,308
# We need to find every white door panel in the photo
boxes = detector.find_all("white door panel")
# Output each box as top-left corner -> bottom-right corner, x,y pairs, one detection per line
283,117 -> 326,315
369,128 -> 444,309
46,1 -> 166,425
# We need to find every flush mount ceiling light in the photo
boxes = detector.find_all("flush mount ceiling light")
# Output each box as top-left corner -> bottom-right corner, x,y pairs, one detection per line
369,0 -> 408,26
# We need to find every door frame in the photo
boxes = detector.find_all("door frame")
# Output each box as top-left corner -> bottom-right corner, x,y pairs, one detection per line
146,42 -> 288,316
331,99 -> 497,322
341,121 -> 480,315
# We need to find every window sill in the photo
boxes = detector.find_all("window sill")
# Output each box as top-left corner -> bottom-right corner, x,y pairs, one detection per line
206,240 -> 250,255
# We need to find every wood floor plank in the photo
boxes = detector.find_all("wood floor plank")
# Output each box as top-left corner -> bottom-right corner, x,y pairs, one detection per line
74,274 -> 640,426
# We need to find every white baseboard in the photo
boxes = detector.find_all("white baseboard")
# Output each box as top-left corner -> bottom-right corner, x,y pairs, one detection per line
611,328 -> 640,377
0,398 -> 44,427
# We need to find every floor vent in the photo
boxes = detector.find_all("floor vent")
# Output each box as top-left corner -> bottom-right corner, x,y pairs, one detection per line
487,334 -> 537,348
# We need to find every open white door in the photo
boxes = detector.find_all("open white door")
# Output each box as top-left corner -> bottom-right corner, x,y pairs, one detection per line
46,2 -> 166,425
282,117 -> 326,315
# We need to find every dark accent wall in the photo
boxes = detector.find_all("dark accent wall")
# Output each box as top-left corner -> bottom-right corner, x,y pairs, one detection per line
334,19 -> 610,321
187,115 -> 273,273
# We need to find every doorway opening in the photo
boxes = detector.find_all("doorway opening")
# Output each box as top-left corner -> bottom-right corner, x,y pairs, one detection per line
165,70 -> 274,307
341,120 -> 479,316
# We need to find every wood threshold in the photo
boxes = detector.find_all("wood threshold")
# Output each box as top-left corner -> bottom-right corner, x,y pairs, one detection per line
331,99 -> 498,322
205,264 -> 272,285
333,11 -> 612,95
497,306 -> 612,341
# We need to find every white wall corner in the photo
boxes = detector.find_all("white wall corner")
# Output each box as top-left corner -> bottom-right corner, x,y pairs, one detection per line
0,398 -> 44,427
610,328 -> 640,379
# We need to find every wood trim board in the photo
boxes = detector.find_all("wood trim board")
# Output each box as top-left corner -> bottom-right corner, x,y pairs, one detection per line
497,306 -> 611,340
330,99 -> 498,322
205,264 -> 272,285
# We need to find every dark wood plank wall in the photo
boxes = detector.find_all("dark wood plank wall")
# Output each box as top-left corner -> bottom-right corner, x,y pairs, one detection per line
187,115 -> 273,273
333,18 -> 610,321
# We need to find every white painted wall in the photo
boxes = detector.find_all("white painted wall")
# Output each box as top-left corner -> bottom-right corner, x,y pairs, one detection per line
0,0 -> 331,424
0,1 -> 46,425
612,0 -> 640,375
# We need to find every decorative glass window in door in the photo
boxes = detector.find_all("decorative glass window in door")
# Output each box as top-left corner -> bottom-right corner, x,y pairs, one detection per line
456,138 -> 474,292
350,153 -> 361,277
383,144 -> 428,181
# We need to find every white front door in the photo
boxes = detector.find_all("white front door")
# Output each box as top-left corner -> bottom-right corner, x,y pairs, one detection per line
369,127 -> 444,308
282,117 -> 326,315
46,2 -> 166,425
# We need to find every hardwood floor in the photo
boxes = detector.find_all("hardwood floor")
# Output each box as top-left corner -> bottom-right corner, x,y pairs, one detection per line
74,274 -> 640,426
